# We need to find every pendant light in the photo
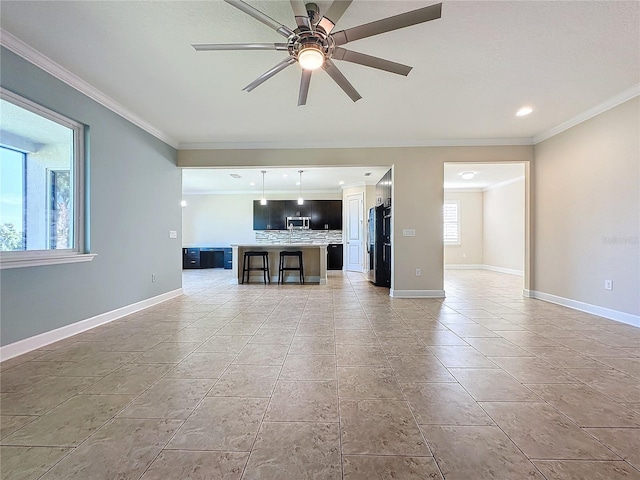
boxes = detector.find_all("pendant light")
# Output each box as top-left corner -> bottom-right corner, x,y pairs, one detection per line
297,170 -> 304,205
260,170 -> 267,205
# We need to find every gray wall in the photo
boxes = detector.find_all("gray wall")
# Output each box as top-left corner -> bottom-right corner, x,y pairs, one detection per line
0,47 -> 183,346
533,97 -> 639,315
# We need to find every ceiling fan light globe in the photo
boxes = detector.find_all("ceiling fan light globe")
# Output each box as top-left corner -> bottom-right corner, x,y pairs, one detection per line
298,48 -> 324,70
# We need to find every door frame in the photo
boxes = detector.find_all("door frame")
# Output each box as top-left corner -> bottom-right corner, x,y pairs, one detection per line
442,161 -> 531,295
345,192 -> 364,273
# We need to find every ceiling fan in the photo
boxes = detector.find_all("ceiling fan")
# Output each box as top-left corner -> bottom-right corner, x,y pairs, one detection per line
193,0 -> 442,105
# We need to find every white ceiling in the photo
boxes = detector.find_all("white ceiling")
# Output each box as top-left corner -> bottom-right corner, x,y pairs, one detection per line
1,1 -> 638,149
444,163 -> 524,190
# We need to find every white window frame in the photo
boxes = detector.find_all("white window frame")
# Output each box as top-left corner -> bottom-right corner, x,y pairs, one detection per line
0,87 -> 95,269
443,200 -> 461,245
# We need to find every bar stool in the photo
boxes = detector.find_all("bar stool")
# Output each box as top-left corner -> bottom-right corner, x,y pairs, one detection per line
278,250 -> 304,285
242,251 -> 270,284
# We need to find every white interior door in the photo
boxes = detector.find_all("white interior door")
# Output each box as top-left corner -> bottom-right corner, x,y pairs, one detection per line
346,193 -> 364,272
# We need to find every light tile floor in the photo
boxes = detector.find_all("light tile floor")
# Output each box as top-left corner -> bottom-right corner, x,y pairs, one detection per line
1,269 -> 639,479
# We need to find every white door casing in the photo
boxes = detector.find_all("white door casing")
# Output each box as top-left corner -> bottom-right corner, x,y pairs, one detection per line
346,193 -> 364,272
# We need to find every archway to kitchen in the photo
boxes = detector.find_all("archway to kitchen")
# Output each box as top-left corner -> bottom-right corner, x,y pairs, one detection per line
180,166 -> 390,281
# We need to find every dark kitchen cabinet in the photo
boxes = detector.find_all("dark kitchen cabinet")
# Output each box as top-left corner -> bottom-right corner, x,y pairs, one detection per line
327,243 -> 343,270
183,248 -> 201,269
200,248 -> 225,268
253,200 -> 342,230
326,200 -> 342,229
183,247 -> 232,269
376,169 -> 392,208
284,200 -> 311,219
310,200 -> 342,230
253,201 -> 270,230
269,200 -> 286,230
310,201 -> 326,230
310,200 -> 323,230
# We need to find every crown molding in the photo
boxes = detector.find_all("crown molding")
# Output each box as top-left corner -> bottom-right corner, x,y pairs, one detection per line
4,27 -> 635,153
483,176 -> 525,192
533,84 -> 640,144
0,28 -> 178,149
340,181 -> 378,190
178,137 -> 535,151
444,187 -> 484,193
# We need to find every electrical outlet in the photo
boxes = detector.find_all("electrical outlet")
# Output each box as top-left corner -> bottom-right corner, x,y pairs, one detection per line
416,268 -> 421,277
169,230 -> 177,239
604,279 -> 613,290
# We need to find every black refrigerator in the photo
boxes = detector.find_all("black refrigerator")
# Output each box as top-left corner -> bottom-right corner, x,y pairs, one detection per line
368,205 -> 391,287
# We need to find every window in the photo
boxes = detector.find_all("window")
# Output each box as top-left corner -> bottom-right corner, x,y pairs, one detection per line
443,200 -> 460,245
0,88 -> 93,268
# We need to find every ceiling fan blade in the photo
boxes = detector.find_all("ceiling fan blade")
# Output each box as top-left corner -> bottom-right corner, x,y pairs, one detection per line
298,69 -> 312,106
192,43 -> 288,51
331,3 -> 442,46
317,0 -> 353,33
322,59 -> 361,102
332,47 -> 412,76
290,0 -> 312,29
225,0 -> 294,38
243,56 -> 297,92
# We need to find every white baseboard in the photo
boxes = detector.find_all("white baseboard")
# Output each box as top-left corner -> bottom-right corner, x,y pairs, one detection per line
483,265 -> 524,276
528,290 -> 639,328
444,264 -> 484,270
445,264 -> 524,276
390,289 -> 446,298
0,288 -> 184,362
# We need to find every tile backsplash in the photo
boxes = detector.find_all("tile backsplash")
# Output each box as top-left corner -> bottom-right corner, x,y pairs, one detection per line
255,230 -> 343,244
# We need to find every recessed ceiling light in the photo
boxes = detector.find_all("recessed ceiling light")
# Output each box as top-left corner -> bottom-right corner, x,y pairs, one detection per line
460,171 -> 475,180
282,174 -> 288,178
339,181 -> 344,185
296,181 -> 300,186
249,182 -> 255,186
516,106 -> 533,117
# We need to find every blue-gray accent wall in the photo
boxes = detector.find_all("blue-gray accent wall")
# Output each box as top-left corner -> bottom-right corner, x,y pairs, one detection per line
0,47 -> 183,346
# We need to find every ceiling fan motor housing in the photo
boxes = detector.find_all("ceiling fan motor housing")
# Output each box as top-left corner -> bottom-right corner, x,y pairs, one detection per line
290,29 -> 334,62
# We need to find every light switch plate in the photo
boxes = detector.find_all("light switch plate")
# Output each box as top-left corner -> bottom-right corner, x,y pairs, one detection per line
403,229 -> 416,237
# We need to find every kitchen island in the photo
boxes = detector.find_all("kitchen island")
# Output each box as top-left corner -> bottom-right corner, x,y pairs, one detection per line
231,244 -> 328,284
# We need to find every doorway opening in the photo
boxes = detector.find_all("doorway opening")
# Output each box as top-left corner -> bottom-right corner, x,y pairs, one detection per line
443,162 -> 529,294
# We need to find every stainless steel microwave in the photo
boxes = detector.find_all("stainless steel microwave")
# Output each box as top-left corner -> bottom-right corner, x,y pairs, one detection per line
286,216 -> 310,229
